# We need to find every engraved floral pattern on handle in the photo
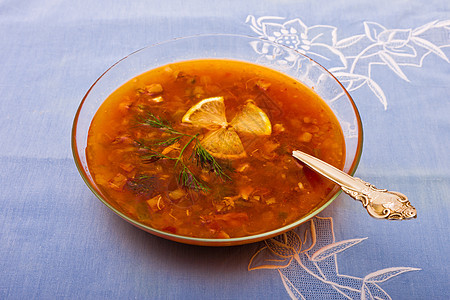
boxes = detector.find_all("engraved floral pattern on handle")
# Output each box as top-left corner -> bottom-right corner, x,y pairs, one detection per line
292,150 -> 417,220
341,178 -> 417,220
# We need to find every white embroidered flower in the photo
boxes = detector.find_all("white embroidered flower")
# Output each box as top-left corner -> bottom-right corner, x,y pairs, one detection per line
247,16 -> 347,69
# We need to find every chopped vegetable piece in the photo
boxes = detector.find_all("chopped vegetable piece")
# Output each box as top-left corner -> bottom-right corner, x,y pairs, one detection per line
299,132 -> 313,143
147,195 -> 165,212
145,83 -> 163,95
109,173 -> 128,191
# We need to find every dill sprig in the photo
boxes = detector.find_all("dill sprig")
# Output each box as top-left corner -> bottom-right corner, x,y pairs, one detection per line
152,136 -> 183,147
178,165 -> 209,192
136,111 -> 231,191
193,143 -> 231,181
138,112 -> 173,130
140,152 -> 167,163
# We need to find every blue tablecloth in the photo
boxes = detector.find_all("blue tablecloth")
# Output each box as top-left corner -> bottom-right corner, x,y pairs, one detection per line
1,1 -> 449,299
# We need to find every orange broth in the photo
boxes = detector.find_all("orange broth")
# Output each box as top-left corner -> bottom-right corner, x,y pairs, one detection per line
86,59 -> 345,239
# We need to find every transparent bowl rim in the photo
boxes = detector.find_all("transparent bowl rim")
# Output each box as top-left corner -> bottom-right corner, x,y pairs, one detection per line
72,33 -> 363,246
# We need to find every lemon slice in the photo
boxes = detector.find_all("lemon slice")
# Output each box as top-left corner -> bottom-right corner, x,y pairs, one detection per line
182,96 -> 228,128
182,97 -> 271,159
230,101 -> 272,135
200,127 -> 247,159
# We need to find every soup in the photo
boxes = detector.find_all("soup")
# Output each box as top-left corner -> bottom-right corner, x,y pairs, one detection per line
86,59 -> 345,239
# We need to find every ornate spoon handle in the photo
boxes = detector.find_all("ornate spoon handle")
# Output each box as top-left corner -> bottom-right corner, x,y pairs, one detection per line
292,150 -> 417,220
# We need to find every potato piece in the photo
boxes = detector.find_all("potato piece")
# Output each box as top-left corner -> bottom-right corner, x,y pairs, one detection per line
169,189 -> 186,200
147,195 -> 165,212
299,132 -> 313,143
145,83 -> 163,95
236,163 -> 250,173
214,212 -> 249,227
273,123 -> 285,133
303,124 -> 319,133
119,163 -> 135,173
251,195 -> 261,202
265,197 -> 276,205
150,96 -> 164,103
217,230 -> 231,238
108,173 -> 128,191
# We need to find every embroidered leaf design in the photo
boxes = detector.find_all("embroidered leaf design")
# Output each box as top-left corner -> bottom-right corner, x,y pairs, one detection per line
262,22 -> 286,39
361,283 -> 375,300
310,238 -> 367,261
284,230 -> 302,253
334,72 -> 367,83
364,282 -> 391,300
332,285 -> 366,300
436,20 -> 450,28
411,36 -> 449,62
279,270 -> 306,300
298,219 -> 317,253
387,44 -> 417,57
364,22 -> 386,42
363,267 -> 421,283
377,29 -> 411,48
248,246 -> 293,271
335,34 -> 365,49
252,40 -> 272,55
366,78 -> 387,109
319,43 -> 348,67
378,51 -> 410,81
265,235 -> 297,258
256,15 -> 285,27
249,41 -> 262,54
246,15 -> 264,35
412,20 -> 438,35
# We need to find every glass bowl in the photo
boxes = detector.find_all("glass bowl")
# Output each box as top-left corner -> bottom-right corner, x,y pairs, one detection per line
72,34 -> 363,246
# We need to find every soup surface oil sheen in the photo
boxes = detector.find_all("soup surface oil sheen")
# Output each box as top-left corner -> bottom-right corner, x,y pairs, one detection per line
87,59 -> 345,239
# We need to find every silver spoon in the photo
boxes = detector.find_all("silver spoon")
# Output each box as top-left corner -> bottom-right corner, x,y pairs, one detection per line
292,150 -> 417,220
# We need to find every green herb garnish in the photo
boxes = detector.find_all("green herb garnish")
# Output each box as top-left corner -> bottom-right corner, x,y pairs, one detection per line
136,112 -> 231,191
